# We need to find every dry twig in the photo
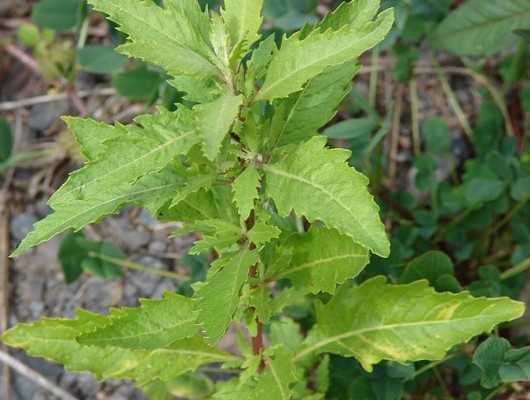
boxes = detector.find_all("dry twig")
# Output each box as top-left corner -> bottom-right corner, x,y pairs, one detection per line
0,350 -> 80,400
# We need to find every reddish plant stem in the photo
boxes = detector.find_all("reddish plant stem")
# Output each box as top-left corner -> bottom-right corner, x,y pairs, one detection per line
246,210 -> 265,372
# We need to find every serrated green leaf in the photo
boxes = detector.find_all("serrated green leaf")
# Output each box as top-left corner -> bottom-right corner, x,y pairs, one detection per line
256,1 -> 393,101
271,61 -> 359,147
233,164 -> 262,220
188,219 -> 243,254
266,227 -> 369,294
2,300 -> 237,385
65,117 -> 114,160
77,292 -> 197,350
245,34 -> 277,93
250,286 -> 272,324
263,136 -> 389,257
55,109 -> 196,205
170,173 -> 217,209
195,93 -> 243,160
247,220 -> 281,245
296,277 -> 524,371
194,247 -> 259,344
12,109 -> 198,256
12,166 -> 184,257
430,0 -> 530,56
88,0 -> 218,80
222,0 -> 264,57
254,348 -> 297,400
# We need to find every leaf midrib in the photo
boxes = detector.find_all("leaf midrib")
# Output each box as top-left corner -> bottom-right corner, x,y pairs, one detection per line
277,253 -> 366,278
53,131 -> 194,204
78,316 -> 196,346
264,164 -> 380,253
294,310 -> 507,361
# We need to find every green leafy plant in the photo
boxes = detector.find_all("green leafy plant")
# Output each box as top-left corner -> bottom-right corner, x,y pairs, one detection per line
2,1 -> 527,398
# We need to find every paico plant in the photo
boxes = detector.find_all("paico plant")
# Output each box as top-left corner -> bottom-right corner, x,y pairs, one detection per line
2,1 -> 525,398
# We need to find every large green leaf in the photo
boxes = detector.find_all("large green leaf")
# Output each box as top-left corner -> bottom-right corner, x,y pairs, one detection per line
296,277 -> 524,371
88,0 -> 220,80
12,110 -> 197,256
270,61 -> 359,147
193,247 -> 259,344
77,293 -> 197,349
2,295 -> 237,385
263,136 -> 389,257
265,227 -> 369,294
255,0 -> 393,101
430,0 -> 530,56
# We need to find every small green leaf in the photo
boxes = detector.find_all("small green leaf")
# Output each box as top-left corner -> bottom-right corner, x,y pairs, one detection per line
250,286 -> 272,324
499,346 -> 530,383
463,178 -> 506,203
194,247 -> 259,344
423,116 -> 451,155
188,219 -> 243,255
253,348 -> 297,399
430,0 -> 530,56
58,231 -> 124,283
194,93 -> 243,160
298,277 -> 524,371
264,136 -> 389,257
401,251 -> 454,287
511,177 -> 530,201
247,220 -> 281,245
112,64 -> 163,101
233,164 -> 262,221
473,336 -> 512,388
32,0 -> 83,32
78,45 -> 127,75
0,117 -> 13,163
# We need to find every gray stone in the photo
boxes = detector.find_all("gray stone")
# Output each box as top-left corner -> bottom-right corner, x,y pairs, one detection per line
28,101 -> 69,131
10,212 -> 37,242
147,240 -> 167,254
122,231 -> 151,252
